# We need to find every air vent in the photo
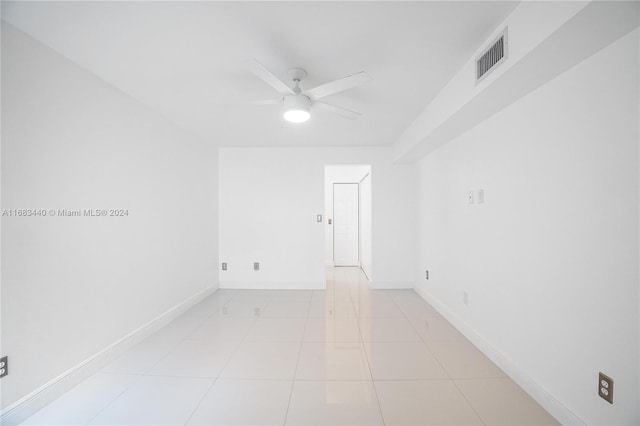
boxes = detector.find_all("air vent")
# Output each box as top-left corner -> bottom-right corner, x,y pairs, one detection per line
476,28 -> 508,84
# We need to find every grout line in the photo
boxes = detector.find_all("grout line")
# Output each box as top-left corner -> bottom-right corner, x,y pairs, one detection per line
283,297 -> 312,425
354,267 -> 386,426
450,379 -> 487,425
83,373 -> 146,425
398,295 -> 487,425
182,379 -> 216,426
178,297 -> 263,423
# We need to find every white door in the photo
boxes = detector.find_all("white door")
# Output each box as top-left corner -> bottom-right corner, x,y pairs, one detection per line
333,183 -> 359,266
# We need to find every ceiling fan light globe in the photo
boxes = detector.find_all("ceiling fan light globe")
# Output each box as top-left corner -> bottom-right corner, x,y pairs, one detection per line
284,109 -> 310,123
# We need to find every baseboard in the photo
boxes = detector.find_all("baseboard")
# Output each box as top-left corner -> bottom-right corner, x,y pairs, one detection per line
220,281 -> 325,290
413,287 -> 584,425
0,284 -> 218,425
369,280 -> 413,289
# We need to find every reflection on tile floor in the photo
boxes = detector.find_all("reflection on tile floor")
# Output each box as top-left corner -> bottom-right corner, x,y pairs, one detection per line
21,267 -> 559,426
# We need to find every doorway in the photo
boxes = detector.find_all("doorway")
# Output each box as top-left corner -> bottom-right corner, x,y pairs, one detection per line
324,165 -> 372,280
333,183 -> 359,266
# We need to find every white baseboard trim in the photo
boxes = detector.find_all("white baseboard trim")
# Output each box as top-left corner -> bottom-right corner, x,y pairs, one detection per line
414,287 -> 584,426
0,284 -> 218,426
220,281 -> 325,290
369,280 -> 413,289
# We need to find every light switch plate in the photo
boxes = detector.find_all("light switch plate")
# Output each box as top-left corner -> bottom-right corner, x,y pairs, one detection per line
468,191 -> 475,204
478,189 -> 484,204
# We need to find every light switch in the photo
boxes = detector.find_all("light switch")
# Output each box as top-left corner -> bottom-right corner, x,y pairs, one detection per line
478,189 -> 484,204
468,191 -> 475,204
317,214 -> 323,222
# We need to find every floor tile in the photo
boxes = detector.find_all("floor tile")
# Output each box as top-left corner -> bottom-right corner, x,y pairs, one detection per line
364,341 -> 448,380
149,339 -> 239,378
334,301 -> 358,318
286,381 -> 383,425
307,299 -> 336,317
455,378 -> 559,425
375,380 -> 483,425
296,342 -> 371,380
184,293 -> 226,320
219,341 -> 301,379
102,333 -> 180,375
358,317 -> 421,342
188,316 -> 256,342
89,375 -> 212,425
267,290 -> 314,301
219,299 -> 268,318
24,271 -> 557,426
187,379 -> 292,425
261,300 -> 311,317
311,289 -> 332,302
21,373 -> 137,425
303,317 -> 361,342
245,317 -> 307,341
406,314 -> 466,344
426,333 -> 505,379
395,299 -> 443,319
352,297 -> 404,318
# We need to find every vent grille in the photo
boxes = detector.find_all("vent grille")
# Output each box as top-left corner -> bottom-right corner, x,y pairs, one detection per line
476,28 -> 508,83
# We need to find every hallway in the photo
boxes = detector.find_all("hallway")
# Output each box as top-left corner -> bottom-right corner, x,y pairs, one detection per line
22,268 -> 557,425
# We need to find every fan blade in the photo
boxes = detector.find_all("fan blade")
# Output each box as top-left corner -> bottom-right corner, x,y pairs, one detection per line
306,72 -> 370,100
314,101 -> 363,120
250,60 -> 294,95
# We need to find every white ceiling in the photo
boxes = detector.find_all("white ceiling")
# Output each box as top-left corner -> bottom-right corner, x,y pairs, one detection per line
2,1 -> 519,147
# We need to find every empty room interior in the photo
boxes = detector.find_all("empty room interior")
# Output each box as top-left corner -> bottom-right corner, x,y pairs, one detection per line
1,1 -> 639,425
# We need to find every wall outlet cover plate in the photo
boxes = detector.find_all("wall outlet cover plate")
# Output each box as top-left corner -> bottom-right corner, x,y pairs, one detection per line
598,372 -> 613,404
0,356 -> 7,378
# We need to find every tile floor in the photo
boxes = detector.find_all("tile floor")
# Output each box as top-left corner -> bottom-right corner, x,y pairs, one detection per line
22,268 -> 559,425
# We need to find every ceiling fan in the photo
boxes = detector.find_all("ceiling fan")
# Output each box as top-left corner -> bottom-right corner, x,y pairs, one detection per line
249,60 -> 370,123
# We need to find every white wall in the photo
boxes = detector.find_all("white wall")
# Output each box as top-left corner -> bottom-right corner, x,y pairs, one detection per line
394,1 -> 639,163
219,147 -> 414,289
359,172 -> 372,279
1,24 -> 218,410
415,29 -> 639,425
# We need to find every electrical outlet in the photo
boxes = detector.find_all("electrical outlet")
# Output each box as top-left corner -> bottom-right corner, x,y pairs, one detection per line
254,307 -> 261,317
463,292 -> 469,305
221,262 -> 227,271
254,262 -> 259,271
425,270 -> 429,280
598,372 -> 613,404
0,356 -> 7,378
478,189 -> 485,204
